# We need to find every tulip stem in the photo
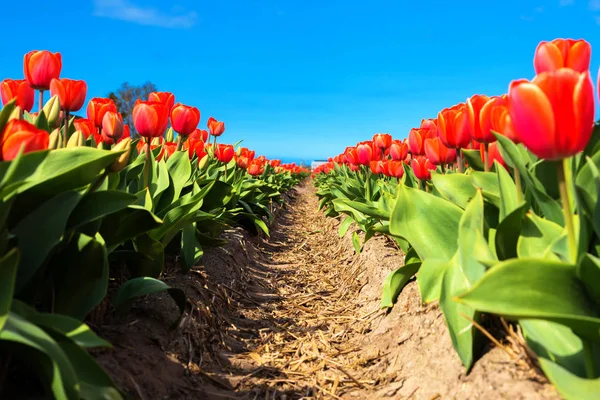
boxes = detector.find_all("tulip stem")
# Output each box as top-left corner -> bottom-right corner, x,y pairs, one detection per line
457,149 -> 464,173
38,90 -> 44,112
484,143 -> 490,172
557,158 -> 577,264
62,110 -> 69,148
176,135 -> 183,151
144,139 -> 152,189
514,167 -> 523,203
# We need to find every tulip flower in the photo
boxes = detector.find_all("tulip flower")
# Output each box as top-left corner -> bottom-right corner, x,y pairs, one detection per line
0,119 -> 49,161
49,79 -> 87,112
372,133 -> 392,151
508,68 -> 594,161
119,124 -> 131,143
408,128 -> 436,155
369,160 -> 386,175
480,141 -> 507,171
132,100 -> 169,138
534,38 -> 591,74
240,147 -> 256,161
420,118 -> 438,133
24,50 -> 62,111
237,155 -> 251,169
110,137 -> 132,173
137,137 -> 166,161
1,79 -> 34,112
248,160 -> 265,176
148,91 -> 175,111
424,137 -> 457,166
191,129 -> 209,143
207,116 -> 225,138
73,118 -> 97,139
87,98 -> 118,129
479,95 -> 519,145
345,146 -> 359,165
411,156 -> 436,182
467,94 -> 492,143
356,142 -> 374,165
215,144 -> 234,163
437,104 -> 470,149
170,103 -> 200,136
163,142 -> 178,160
386,160 -> 405,179
269,159 -> 282,167
389,140 -> 409,161
102,111 -> 125,143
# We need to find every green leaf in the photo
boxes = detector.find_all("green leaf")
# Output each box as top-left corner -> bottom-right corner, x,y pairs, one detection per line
0,248 -> 19,331
130,234 -> 164,278
352,231 -> 362,254
577,254 -> 600,306
496,162 -> 520,220
153,158 -> 170,201
0,99 -> 16,130
67,190 -> 137,230
113,277 -> 186,319
381,262 -> 420,309
457,258 -> 600,341
431,172 -> 477,209
338,216 -> 354,238
389,184 -> 463,260
495,203 -> 528,260
0,311 -> 79,399
418,255 -> 455,303
99,205 -> 163,251
539,358 -> 600,400
517,213 -> 565,261
462,149 -> 485,171
180,223 -> 203,273
470,172 -> 501,208
13,190 -> 82,292
166,151 -> 192,200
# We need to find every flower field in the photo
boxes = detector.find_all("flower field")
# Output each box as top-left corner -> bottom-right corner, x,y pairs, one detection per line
2,38 -> 600,400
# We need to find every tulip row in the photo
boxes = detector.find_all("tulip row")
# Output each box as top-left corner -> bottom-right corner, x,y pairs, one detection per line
314,38 -> 600,399
0,50 -> 309,399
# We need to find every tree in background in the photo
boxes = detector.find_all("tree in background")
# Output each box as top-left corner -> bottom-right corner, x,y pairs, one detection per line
108,82 -> 157,134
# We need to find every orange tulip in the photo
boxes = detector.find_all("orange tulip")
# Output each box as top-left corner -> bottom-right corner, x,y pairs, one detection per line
49,78 -> 87,112
248,160 -> 265,176
480,141 -> 507,170
148,92 -> 175,111
369,160 -> 386,174
0,120 -> 49,161
191,129 -> 209,142
372,133 -> 392,150
73,118 -> 97,139
389,139 -> 408,161
118,124 -> 131,143
137,137 -> 166,161
236,155 -> 250,169
411,156 -> 436,181
23,50 -> 62,91
437,104 -> 470,149
207,116 -> 225,137
467,94 -> 492,143
1,79 -> 34,112
420,118 -> 438,134
102,111 -> 124,142
534,39 -> 591,74
508,68 -> 595,160
479,95 -> 519,144
385,160 -> 405,178
87,98 -> 118,128
163,142 -> 178,160
240,147 -> 256,161
215,144 -> 234,163
132,100 -> 169,138
424,137 -> 457,165
170,103 -> 200,136
356,142 -> 374,165
345,146 -> 359,165
408,127 -> 435,155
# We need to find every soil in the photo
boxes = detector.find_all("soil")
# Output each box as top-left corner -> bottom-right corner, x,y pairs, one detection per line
93,182 -> 560,400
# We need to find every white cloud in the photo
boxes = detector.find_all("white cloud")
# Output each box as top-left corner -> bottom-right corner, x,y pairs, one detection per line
559,0 -> 574,5
93,0 -> 197,29
590,0 -> 600,10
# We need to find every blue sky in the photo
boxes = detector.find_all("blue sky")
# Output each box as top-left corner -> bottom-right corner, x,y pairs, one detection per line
1,0 -> 599,162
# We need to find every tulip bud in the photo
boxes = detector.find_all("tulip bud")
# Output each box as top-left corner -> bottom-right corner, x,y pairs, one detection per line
199,154 -> 210,170
8,106 -> 22,121
48,129 -> 60,149
110,137 -> 132,172
165,127 -> 174,142
151,137 -> 162,146
67,130 -> 85,148
41,95 -> 61,128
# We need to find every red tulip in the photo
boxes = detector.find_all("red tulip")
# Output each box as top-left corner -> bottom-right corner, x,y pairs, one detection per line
369,160 -> 386,174
345,146 -> 359,165
102,111 -> 124,142
170,103 -> 200,136
132,100 -> 169,138
237,155 -> 250,169
437,104 -> 470,149
23,50 -> 62,91
408,128 -> 436,155
0,120 -> 49,161
195,141 -> 208,160
480,141 -> 508,170
240,147 -> 256,161
479,95 -> 519,144
534,39 -> 591,74
424,137 -> 457,165
411,156 -> 436,181
389,139 -> 409,161
148,92 -> 175,111
1,79 -> 34,112
269,159 -> 282,167
137,137 -> 166,161
248,160 -> 265,176
420,118 -> 438,134
207,116 -> 225,137
372,133 -> 392,150
215,144 -> 234,163
356,142 -> 374,165
49,78 -> 87,112
73,118 -> 96,139
118,124 -> 131,143
467,94 -> 492,143
508,68 -> 595,160
163,142 -> 178,160
385,160 -> 405,178
87,98 -> 118,128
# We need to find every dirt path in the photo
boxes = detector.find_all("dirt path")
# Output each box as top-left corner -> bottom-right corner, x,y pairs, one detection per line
95,182 -> 559,399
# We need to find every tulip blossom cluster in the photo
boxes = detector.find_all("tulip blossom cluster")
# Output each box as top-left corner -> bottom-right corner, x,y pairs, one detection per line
315,38 -> 598,187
